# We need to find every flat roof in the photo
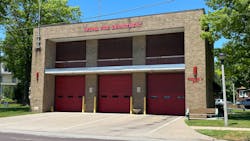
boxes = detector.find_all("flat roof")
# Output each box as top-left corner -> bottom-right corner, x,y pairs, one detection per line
40,8 -> 204,28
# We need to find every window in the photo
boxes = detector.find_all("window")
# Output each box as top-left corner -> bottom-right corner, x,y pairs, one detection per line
146,32 -> 184,64
12,78 -> 17,83
98,37 -> 132,66
239,90 -> 248,98
56,41 -> 86,68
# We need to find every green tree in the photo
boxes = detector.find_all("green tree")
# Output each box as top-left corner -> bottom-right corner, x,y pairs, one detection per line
201,0 -> 250,89
0,0 -> 9,22
0,0 -> 81,104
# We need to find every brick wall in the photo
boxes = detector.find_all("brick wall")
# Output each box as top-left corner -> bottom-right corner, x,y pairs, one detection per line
30,9 -> 214,114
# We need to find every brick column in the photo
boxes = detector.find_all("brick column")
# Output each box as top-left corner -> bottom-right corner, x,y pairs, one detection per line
132,73 -> 146,113
85,74 -> 98,112
184,16 -> 207,112
85,40 -> 98,112
86,40 -> 98,67
133,36 -> 146,65
132,36 -> 146,113
43,40 -> 56,112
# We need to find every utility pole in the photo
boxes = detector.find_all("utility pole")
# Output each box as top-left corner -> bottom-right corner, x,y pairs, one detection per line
219,53 -> 228,127
0,48 -> 2,98
98,0 -> 102,20
232,83 -> 235,105
36,0 -> 41,49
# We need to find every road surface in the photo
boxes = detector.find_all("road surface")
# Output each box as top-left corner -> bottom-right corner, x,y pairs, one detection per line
0,132 -> 124,141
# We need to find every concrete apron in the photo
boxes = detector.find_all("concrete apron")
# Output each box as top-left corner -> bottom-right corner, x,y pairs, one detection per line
0,113 -> 215,141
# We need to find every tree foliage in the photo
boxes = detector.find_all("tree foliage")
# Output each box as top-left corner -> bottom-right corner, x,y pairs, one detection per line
0,0 -> 9,22
201,0 -> 250,89
0,0 -> 81,104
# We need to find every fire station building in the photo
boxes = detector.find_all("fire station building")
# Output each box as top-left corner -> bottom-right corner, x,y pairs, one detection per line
30,9 -> 214,115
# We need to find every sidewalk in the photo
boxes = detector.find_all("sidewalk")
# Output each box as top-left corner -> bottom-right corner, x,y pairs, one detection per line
191,126 -> 250,131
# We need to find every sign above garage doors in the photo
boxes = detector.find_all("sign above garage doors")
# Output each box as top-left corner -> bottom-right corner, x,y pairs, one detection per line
84,22 -> 143,32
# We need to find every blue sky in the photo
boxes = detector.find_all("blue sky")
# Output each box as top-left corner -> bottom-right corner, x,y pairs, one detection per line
67,0 -> 225,48
69,0 -> 209,21
0,0 -> 226,48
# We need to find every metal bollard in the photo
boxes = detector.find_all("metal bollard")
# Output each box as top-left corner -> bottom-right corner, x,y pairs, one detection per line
130,96 -> 133,114
82,96 -> 85,112
93,96 -> 96,113
144,96 -> 146,115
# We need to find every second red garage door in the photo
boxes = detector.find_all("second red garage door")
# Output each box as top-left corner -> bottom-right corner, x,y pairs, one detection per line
98,74 -> 132,113
147,73 -> 185,115
55,76 -> 85,112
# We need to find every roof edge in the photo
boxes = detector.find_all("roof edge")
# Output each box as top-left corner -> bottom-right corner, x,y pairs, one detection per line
40,8 -> 205,28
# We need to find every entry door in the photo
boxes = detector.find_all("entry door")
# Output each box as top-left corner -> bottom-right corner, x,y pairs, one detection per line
98,74 -> 132,113
55,76 -> 85,112
147,73 -> 185,115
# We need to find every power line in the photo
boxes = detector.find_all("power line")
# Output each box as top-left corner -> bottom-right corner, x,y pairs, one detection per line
81,0 -> 176,21
36,0 -> 41,49
1,12 -> 250,32
0,0 -> 249,33
98,0 -> 102,21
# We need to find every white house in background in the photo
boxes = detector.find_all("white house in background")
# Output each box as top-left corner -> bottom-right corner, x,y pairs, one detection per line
237,86 -> 250,102
0,63 -> 18,98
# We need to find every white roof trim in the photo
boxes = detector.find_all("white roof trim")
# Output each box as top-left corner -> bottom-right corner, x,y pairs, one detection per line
45,64 -> 185,75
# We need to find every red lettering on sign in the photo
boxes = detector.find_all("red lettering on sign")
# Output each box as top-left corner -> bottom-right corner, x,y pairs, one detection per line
84,27 -> 100,32
101,25 -> 110,30
188,77 -> 203,83
84,22 -> 143,32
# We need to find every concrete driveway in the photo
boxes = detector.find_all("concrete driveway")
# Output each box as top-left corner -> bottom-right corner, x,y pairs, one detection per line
0,113 -> 215,141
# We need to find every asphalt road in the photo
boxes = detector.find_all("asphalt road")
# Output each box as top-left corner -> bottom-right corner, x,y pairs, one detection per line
0,132 -> 124,141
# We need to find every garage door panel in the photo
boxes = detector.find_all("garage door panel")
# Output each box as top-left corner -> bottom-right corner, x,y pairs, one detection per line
98,74 -> 132,113
55,76 -> 85,112
99,97 -> 130,113
147,97 -> 172,115
55,96 -> 66,111
147,73 -> 185,115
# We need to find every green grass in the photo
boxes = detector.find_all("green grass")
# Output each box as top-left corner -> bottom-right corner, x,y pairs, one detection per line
197,129 -> 250,141
230,109 -> 250,120
186,119 -> 250,128
0,103 -> 29,108
0,110 -> 33,118
0,103 -> 33,118
185,109 -> 250,128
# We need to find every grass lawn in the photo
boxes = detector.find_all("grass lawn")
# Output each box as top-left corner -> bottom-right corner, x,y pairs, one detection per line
186,109 -> 250,141
186,119 -> 250,128
0,103 -> 29,108
0,103 -> 33,118
0,110 -> 33,118
197,129 -> 250,141
185,109 -> 250,128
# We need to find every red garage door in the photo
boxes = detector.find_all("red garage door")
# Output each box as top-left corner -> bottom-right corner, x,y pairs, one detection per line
98,74 -> 132,113
55,76 -> 85,112
147,73 -> 185,115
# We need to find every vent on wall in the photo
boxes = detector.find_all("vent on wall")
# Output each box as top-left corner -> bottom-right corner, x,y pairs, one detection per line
36,36 -> 41,50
